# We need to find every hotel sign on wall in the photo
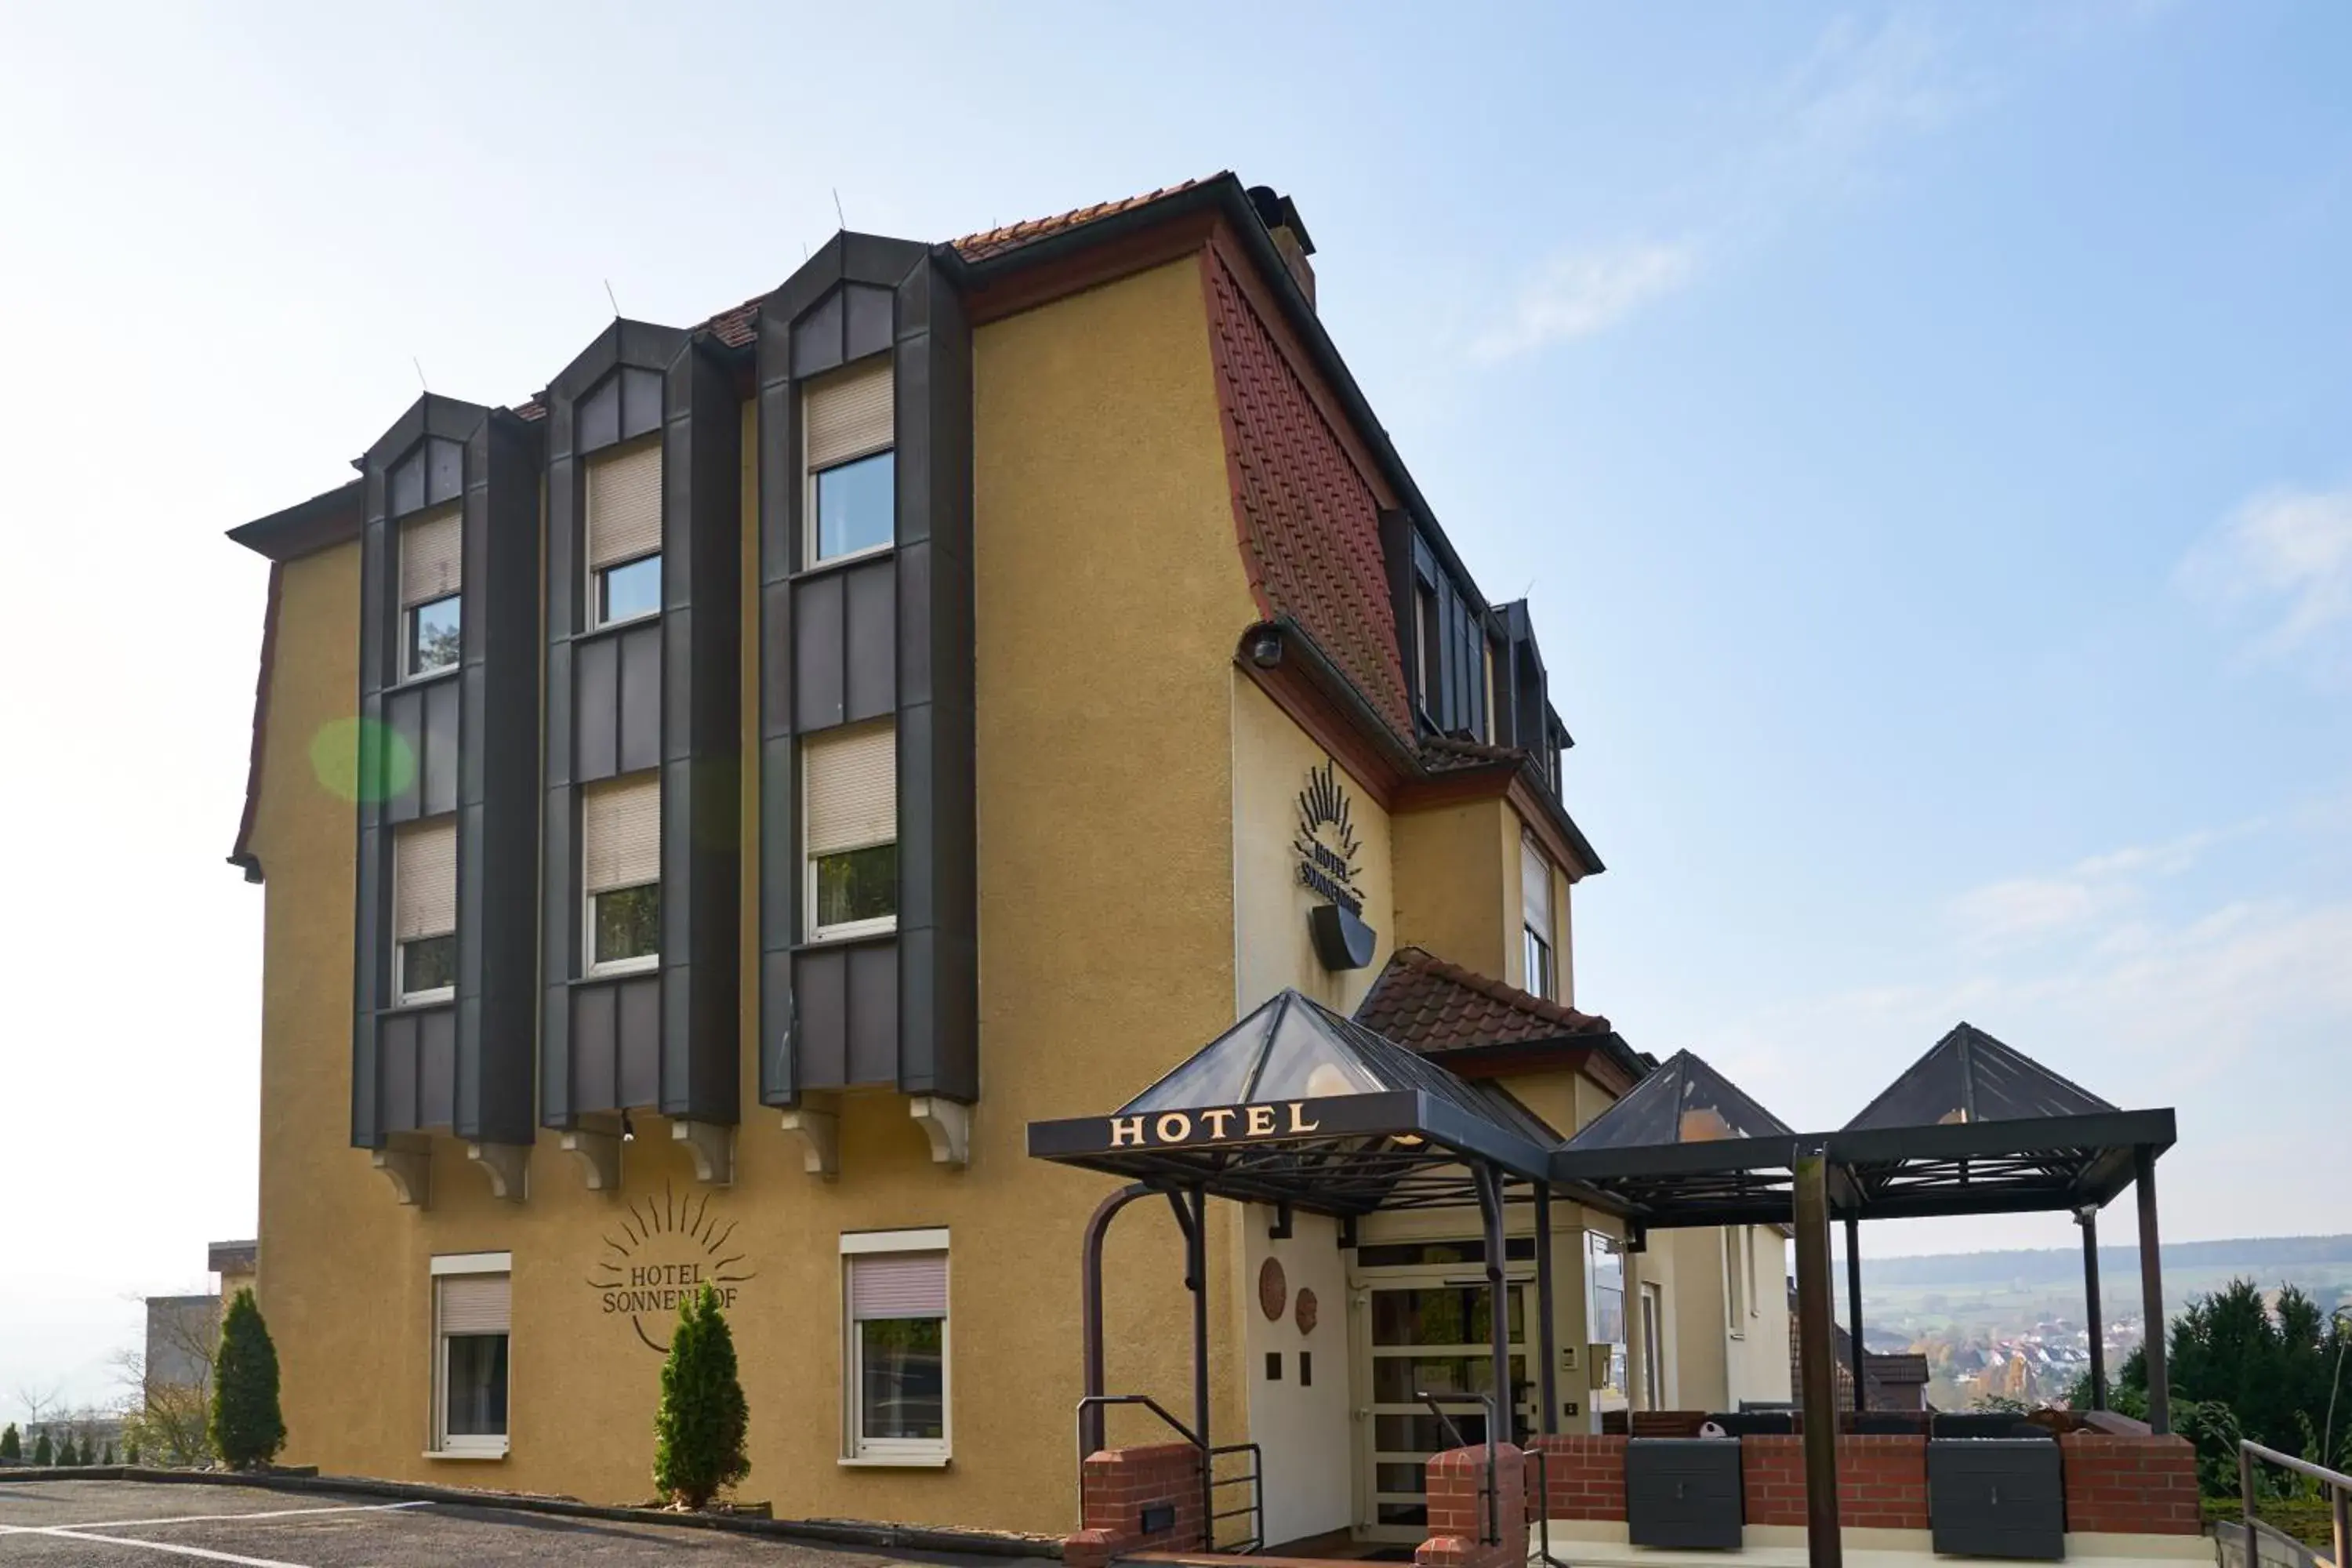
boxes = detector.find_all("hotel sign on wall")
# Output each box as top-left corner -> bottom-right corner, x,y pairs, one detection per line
586,1182 -> 757,1353
1295,759 -> 1376,971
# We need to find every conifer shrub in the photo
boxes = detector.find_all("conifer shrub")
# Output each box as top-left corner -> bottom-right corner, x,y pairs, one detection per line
0,1422 -> 17,1461
31,1431 -> 51,1466
210,1288 -> 287,1469
652,1282 -> 750,1509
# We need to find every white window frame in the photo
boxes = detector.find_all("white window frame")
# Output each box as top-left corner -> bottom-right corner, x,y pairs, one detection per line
392,823 -> 456,1006
429,1252 -> 511,1460
588,549 -> 662,632
584,881 -> 661,978
803,735 -> 898,943
395,934 -> 457,1007
840,1229 -> 950,1467
402,592 -> 462,683
803,360 -> 896,571
1521,836 -> 1556,1001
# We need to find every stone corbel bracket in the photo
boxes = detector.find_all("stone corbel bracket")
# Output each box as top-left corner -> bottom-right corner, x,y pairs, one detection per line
371,1134 -> 431,1207
559,1126 -> 622,1192
778,1094 -> 841,1178
909,1097 -> 971,1167
673,1119 -> 735,1186
466,1142 -> 528,1202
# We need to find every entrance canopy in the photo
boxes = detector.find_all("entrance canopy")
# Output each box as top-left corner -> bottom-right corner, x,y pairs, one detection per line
1552,1024 -> 2176,1230
1025,988 -> 1558,1213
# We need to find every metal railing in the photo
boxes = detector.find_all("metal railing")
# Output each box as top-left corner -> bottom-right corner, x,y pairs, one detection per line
1416,1390 -> 1501,1547
2240,1439 -> 2352,1568
1073,1393 -> 1263,1555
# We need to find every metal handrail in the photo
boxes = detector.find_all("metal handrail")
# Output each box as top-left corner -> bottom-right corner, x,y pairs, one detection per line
2240,1439 -> 2352,1568
1417,1389 -> 1502,1547
1073,1395 -> 1263,1554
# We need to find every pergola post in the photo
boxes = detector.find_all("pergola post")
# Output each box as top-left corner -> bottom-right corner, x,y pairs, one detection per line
1475,1164 -> 1509,1545
1625,1234 -> 1645,1413
2135,1148 -> 2169,1435
1536,1183 -> 1559,1436
1794,1148 -> 1845,1568
1845,1213 -> 1865,1414
2078,1207 -> 2107,1411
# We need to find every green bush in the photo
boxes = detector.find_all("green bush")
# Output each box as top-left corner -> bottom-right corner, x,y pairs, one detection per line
652,1282 -> 750,1508
102,1441 -> 114,1465
210,1288 -> 287,1469
31,1431 -> 52,1465
0,1422 -> 16,1461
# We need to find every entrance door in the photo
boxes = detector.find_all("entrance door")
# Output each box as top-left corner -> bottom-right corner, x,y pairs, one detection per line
1359,1278 -> 1534,1537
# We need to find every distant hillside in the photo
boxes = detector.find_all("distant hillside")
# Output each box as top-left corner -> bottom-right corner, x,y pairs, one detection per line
1860,1236 -> 2352,1290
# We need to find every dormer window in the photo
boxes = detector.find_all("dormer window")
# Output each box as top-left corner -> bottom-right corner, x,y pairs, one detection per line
400,506 -> 462,678
805,358 -> 894,565
586,440 -> 662,629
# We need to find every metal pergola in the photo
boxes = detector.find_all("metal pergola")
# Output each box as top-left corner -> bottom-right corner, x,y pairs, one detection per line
1029,1008 -> 2178,1568
1552,1025 -> 2179,1568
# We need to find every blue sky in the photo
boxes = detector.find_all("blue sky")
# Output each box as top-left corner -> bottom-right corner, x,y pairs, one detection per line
2,2 -> 2346,1414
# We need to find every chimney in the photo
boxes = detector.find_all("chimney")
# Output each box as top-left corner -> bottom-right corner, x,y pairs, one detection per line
1247,185 -> 1317,309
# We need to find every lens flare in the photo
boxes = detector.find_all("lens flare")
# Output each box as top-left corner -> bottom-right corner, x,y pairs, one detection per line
310,716 -> 416,804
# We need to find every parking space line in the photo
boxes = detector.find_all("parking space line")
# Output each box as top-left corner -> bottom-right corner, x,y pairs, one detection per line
0,1501 -> 432,1534
0,1527 -> 317,1566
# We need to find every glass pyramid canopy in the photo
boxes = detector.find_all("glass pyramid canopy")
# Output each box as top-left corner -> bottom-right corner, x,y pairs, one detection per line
1120,987 -> 1524,1131
1844,1022 -> 2116,1130
1559,1049 -> 1796,1151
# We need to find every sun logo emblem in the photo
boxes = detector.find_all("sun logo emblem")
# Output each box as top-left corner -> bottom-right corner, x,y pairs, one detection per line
586,1180 -> 757,1352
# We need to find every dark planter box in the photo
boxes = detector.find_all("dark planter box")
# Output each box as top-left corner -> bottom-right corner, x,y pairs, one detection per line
1928,1438 -> 2064,1560
1626,1438 -> 1744,1549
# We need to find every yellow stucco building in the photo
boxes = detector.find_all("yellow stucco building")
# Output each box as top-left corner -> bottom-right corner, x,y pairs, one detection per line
225,173 -> 1788,1544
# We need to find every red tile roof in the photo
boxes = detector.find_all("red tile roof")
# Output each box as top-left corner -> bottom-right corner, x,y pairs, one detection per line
952,177 -> 1214,262
1356,946 -> 1612,1055
1204,250 -> 1416,741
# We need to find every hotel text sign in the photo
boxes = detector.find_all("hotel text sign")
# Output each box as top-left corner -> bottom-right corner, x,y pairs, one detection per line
586,1182 -> 757,1353
1109,1101 -> 1325,1149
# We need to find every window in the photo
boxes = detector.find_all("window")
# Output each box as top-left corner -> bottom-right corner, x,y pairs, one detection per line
583,774 -> 659,974
1414,579 -> 1441,722
1585,1230 -> 1627,1410
1521,836 -> 1555,1002
841,1231 -> 949,1463
431,1253 -> 510,1457
804,721 -> 896,938
394,818 -> 457,1004
805,358 -> 894,564
1724,1227 -> 1747,1337
586,441 -> 662,629
400,506 -> 462,678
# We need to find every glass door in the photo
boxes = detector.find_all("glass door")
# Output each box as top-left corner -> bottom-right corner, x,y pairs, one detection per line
1360,1279 -> 1534,1535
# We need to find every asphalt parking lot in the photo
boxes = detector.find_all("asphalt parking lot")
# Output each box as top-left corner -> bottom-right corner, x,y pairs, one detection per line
0,1480 -> 1022,1567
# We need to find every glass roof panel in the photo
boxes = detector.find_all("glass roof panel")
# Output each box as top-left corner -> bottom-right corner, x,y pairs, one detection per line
1562,1050 -> 1796,1151
1843,1023 -> 2117,1130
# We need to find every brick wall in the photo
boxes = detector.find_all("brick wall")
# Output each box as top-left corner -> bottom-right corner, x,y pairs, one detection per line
1063,1443 -> 1205,1568
1529,1435 -> 1628,1521
1740,1435 -> 1929,1529
1415,1443 -> 1527,1568
2060,1432 -> 2201,1536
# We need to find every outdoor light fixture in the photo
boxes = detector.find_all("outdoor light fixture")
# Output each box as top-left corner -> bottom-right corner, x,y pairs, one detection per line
1247,630 -> 1283,669
619,1110 -> 637,1143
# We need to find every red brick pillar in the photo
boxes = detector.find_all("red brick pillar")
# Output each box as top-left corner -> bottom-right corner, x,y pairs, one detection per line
1063,1443 -> 1207,1568
1416,1443 -> 1527,1568
2058,1433 -> 2202,1536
